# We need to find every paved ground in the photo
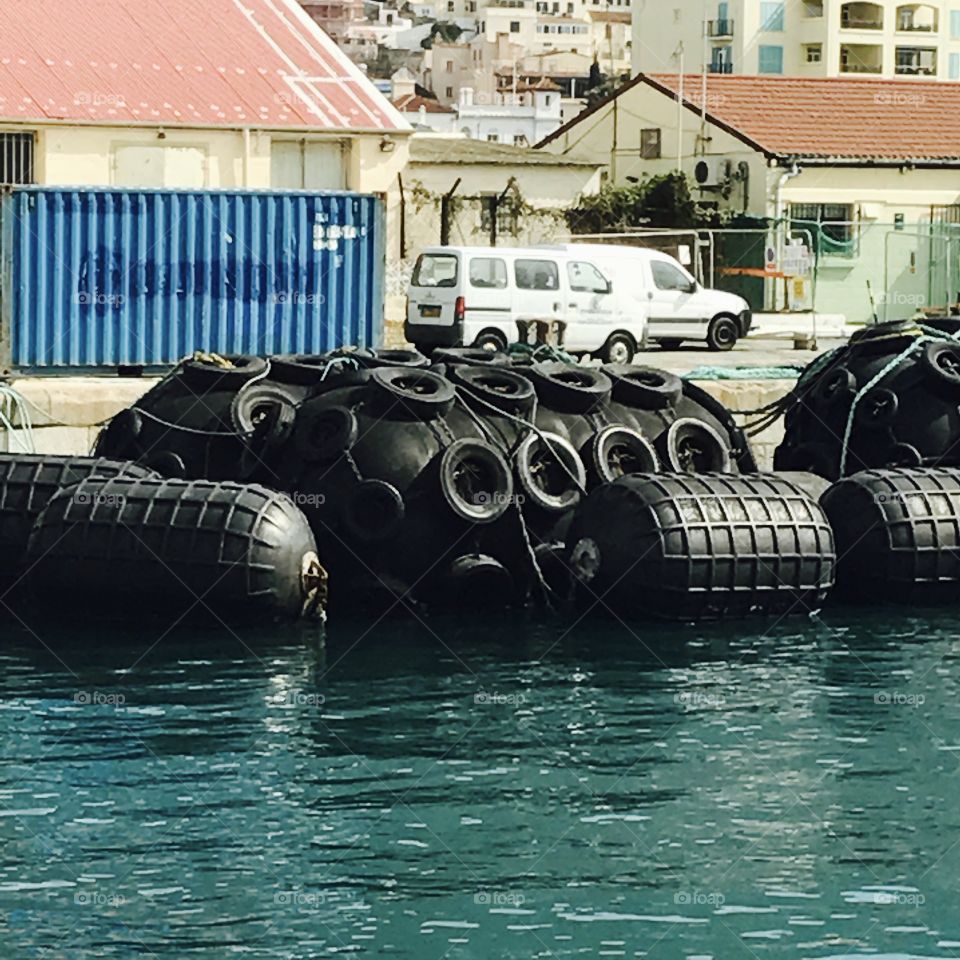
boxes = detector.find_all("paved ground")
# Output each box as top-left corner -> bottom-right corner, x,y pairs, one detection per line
637,336 -> 845,378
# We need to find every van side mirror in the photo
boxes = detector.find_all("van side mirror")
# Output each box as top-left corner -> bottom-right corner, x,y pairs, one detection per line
604,279 -> 613,294
684,279 -> 698,294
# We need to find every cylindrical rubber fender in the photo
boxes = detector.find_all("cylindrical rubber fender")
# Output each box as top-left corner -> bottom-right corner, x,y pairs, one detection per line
586,425 -> 659,487
25,476 -> 324,623
293,403 -> 359,463
366,348 -> 429,368
0,455 -> 156,585
230,381 -> 299,439
822,467 -> 960,604
567,473 -> 835,621
601,364 -> 683,410
449,365 -> 536,415
657,417 -> 732,473
342,479 -> 406,543
369,367 -> 456,420
179,355 -> 269,390
921,341 -> 960,391
526,362 -> 612,414
432,347 -> 509,367
515,431 -> 586,514
439,438 -> 514,524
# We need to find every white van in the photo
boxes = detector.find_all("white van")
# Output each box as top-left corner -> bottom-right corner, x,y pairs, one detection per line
404,244 -> 751,358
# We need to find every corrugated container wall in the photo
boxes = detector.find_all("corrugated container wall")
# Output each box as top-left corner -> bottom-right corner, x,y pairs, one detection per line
0,187 -> 385,370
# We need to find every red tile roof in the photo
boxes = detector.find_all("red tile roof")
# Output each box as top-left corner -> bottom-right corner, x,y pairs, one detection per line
0,0 -> 405,132
393,94 -> 455,114
541,73 -> 960,162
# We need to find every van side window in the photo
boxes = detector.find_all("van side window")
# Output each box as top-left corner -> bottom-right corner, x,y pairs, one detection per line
567,261 -> 610,294
515,259 -> 559,291
412,253 -> 458,288
469,257 -> 508,289
651,260 -> 693,292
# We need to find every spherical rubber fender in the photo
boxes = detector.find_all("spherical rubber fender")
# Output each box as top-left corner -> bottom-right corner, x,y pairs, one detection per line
656,417 -> 732,473
230,381 -> 299,439
775,441 -> 839,480
342,479 -> 406,544
293,404 -> 359,463
601,364 -> 683,410
921,341 -> 960,392
432,347 -> 509,368
449,365 -> 536,415
144,451 -> 187,478
854,387 -> 899,429
526,362 -> 612,414
439,438 -> 514,524
586,425 -> 659,487
25,476 -> 324,624
369,367 -> 456,420
515,431 -> 586,514
269,354 -> 332,387
822,467 -> 960,604
567,473 -> 835,621
366,348 -> 429,368
814,366 -> 857,408
179,355 -> 269,390
95,408 -> 143,459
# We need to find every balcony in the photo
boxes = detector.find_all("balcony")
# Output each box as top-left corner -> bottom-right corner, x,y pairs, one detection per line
896,46 -> 937,74
706,18 -> 734,38
896,4 -> 938,33
839,43 -> 883,73
840,2 -> 884,30
708,61 -> 733,74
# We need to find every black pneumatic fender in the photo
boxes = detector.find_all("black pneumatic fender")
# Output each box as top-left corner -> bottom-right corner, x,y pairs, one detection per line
449,365 -> 537,416
584,425 -> 659,487
432,347 -> 510,368
369,367 -> 457,420
514,431 -> 586,514
438,438 -> 514,524
680,380 -> 756,473
179,354 -> 269,390
25,476 -> 325,624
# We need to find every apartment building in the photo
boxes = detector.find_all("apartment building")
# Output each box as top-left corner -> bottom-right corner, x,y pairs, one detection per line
633,1 -> 960,81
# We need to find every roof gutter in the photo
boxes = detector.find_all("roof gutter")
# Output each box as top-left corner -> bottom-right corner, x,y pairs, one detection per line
776,155 -> 960,169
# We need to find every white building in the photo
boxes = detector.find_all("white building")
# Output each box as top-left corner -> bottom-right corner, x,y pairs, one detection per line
633,0 -> 960,80
456,81 -> 563,143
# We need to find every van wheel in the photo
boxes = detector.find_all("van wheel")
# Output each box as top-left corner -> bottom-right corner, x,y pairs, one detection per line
707,315 -> 739,352
659,339 -> 683,351
473,329 -> 509,352
599,332 -> 636,365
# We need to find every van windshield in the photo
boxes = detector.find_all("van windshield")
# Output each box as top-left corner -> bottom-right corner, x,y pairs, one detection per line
412,254 -> 458,288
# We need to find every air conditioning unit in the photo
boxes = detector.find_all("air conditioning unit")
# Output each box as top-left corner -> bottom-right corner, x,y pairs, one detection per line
694,157 -> 733,188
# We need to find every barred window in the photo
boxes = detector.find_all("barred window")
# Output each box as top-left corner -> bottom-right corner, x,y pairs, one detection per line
0,133 -> 35,185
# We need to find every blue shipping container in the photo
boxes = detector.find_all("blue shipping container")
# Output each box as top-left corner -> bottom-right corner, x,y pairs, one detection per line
0,186 -> 385,370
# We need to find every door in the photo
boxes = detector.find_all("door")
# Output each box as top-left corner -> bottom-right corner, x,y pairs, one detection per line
271,140 -> 346,190
407,251 -> 461,330
563,259 -> 616,351
463,255 -> 513,343
513,258 -> 564,341
647,257 -> 708,340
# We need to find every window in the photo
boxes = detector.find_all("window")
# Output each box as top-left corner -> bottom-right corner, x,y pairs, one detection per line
412,253 -> 459,287
952,9 -> 960,37
640,128 -> 662,159
515,259 -> 559,290
760,1 -> 785,30
447,0 -> 454,9
510,19 -> 520,30
789,203 -> 857,254
486,132 -> 499,142
758,44 -> 784,73
567,261 -> 611,294
445,60 -> 454,72
513,133 -> 529,146
952,52 -> 960,79
470,257 -> 508,288
446,86 -> 454,97
480,197 -> 518,235
805,43 -> 822,63
651,260 -> 695,292
803,0 -> 823,15
0,133 -> 35,185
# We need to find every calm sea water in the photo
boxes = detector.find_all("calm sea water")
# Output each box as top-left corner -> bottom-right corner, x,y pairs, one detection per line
1,608 -> 959,958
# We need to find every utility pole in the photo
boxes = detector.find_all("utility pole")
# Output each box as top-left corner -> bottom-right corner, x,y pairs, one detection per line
675,41 -> 684,173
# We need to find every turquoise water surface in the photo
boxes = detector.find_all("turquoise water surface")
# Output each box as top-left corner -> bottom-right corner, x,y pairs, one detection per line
1,609 -> 959,958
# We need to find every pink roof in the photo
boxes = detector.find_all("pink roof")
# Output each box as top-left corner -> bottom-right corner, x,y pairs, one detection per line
0,0 -> 406,132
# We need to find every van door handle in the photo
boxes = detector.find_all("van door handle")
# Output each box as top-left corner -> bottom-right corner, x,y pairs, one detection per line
568,303 -> 577,309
